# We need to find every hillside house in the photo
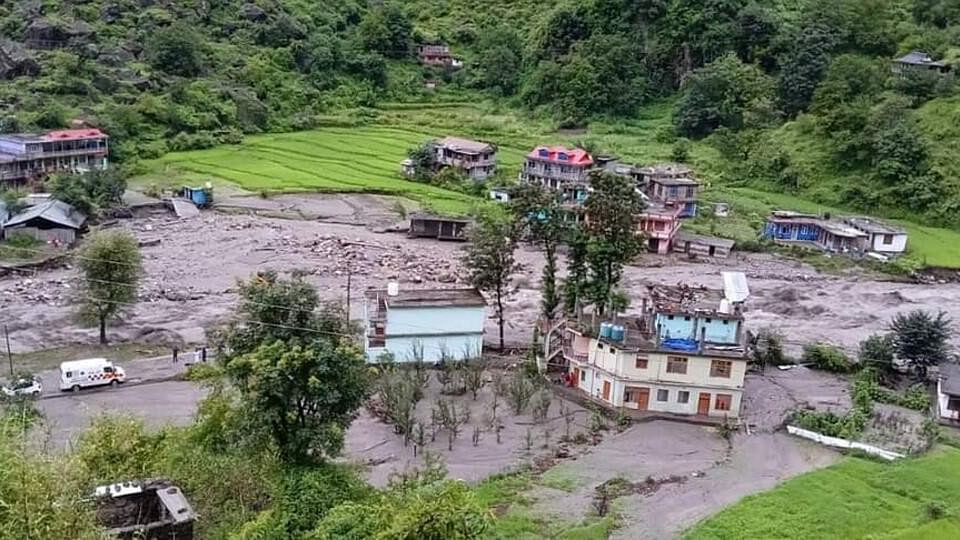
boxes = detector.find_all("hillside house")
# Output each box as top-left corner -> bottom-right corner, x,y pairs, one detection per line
363,286 -> 486,363
408,213 -> 471,241
2,200 -> 86,245
519,146 -> 594,207
892,51 -> 951,76
546,289 -> 748,420
842,217 -> 908,256
0,128 -> 108,186
637,163 -> 699,218
763,211 -> 868,254
435,137 -> 497,180
417,44 -> 462,68
764,211 -> 908,257
938,363 -> 960,424
637,202 -> 683,254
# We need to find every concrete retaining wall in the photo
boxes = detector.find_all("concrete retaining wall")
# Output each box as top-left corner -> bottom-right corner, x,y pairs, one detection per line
786,425 -> 905,460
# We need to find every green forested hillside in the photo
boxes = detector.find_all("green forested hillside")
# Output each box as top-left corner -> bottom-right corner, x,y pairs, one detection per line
2,0 -> 960,228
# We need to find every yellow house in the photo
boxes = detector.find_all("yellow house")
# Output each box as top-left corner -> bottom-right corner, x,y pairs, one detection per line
560,310 -> 748,419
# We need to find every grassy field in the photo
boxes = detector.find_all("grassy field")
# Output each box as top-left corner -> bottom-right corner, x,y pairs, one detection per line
10,343 -> 167,375
685,447 -> 960,540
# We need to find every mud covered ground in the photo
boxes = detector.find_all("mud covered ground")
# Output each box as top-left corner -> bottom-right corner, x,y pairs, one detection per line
2,193 -> 958,359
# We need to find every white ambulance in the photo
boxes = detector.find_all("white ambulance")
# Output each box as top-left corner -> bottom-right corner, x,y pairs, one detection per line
59,358 -> 126,392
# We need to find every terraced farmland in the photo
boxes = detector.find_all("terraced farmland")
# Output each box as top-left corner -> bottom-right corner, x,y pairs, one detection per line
140,125 -> 502,215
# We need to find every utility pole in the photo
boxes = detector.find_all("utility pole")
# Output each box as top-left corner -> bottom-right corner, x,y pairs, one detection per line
4,325 -> 12,377
345,264 -> 352,319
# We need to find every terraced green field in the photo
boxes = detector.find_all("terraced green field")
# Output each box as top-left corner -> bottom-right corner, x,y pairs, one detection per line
139,125 -> 490,215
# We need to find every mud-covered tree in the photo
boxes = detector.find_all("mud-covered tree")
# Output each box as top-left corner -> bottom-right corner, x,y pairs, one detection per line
890,310 -> 952,379
583,171 -> 645,315
462,209 -> 519,350
76,230 -> 142,344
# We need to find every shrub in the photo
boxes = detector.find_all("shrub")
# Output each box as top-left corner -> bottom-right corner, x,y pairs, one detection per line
803,343 -> 855,373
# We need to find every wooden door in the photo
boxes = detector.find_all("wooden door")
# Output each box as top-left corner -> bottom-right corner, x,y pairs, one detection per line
697,392 -> 711,415
636,388 -> 649,411
602,381 -> 611,401
572,368 -> 580,387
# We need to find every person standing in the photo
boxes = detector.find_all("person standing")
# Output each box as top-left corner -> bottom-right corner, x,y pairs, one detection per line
201,347 -> 208,363
172,346 -> 179,364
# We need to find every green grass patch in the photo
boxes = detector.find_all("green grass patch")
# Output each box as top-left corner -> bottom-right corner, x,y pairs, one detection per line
685,447 -> 960,540
540,466 -> 580,492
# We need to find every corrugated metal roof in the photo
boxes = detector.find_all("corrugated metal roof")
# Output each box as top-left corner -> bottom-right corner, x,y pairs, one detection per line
941,362 -> 960,396
437,136 -> 494,154
4,200 -> 86,229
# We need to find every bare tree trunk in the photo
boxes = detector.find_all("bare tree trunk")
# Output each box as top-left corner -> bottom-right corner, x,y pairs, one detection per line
497,285 -> 505,351
99,315 -> 107,345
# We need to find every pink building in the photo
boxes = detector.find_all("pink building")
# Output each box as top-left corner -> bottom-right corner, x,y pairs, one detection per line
637,202 -> 682,254
0,128 -> 109,186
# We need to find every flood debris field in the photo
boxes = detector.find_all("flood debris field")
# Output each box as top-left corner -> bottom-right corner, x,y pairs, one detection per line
2,193 -> 956,535
3,194 -> 960,357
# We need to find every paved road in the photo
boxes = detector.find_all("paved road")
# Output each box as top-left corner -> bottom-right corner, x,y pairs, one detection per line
30,354 -> 206,450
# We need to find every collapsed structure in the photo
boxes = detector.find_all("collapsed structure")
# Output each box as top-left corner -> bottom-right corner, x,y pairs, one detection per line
94,479 -> 196,539
541,273 -> 750,420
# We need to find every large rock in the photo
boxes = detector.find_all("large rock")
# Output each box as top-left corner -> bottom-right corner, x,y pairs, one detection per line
25,18 -> 95,48
0,39 -> 40,80
241,3 -> 268,22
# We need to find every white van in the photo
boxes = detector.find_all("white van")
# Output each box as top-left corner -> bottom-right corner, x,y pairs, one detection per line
59,358 -> 126,392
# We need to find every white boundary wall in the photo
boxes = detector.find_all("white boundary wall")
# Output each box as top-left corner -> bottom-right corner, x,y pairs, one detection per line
787,425 -> 905,461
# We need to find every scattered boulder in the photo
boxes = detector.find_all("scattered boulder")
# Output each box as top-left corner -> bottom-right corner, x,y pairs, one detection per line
0,39 -> 40,79
25,18 -> 95,48
241,3 -> 269,22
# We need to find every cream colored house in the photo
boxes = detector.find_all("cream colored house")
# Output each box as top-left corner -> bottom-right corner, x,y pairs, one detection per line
557,309 -> 748,419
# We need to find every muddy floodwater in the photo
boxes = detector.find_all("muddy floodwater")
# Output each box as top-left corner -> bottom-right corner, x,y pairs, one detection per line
2,193 -> 957,357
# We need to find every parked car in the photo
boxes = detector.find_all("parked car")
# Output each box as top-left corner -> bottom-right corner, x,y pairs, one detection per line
1,376 -> 43,398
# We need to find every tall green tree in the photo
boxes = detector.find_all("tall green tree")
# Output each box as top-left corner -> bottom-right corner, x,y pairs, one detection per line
76,230 -> 142,344
889,310 -> 952,379
563,229 -> 589,317
462,210 -> 519,350
510,184 -> 567,322
583,171 -> 645,315
145,23 -> 206,77
675,53 -> 776,138
224,338 -> 369,463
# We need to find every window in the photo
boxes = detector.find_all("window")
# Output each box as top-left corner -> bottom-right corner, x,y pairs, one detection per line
597,343 -> 604,350
667,315 -> 675,320
722,320 -> 729,325
580,370 -> 586,381
624,389 -> 635,402
705,318 -> 712,324
948,397 -> 960,411
654,221 -> 665,231
657,389 -> 669,402
635,356 -> 648,369
65,371 -> 73,378
710,360 -> 732,378
882,234 -> 894,245
684,316 -> 691,321
715,394 -> 732,411
666,356 -> 688,374
678,391 -> 690,404
103,366 -> 114,373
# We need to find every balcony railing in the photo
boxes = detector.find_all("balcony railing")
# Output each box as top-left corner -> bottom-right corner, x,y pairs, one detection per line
563,346 -> 589,363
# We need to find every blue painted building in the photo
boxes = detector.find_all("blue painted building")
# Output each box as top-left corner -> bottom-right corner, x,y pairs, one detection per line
763,212 -> 869,253
363,287 -> 486,363
654,311 -> 742,345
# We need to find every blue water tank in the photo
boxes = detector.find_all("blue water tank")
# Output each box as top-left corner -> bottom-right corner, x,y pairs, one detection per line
600,323 -> 612,339
612,325 -> 625,342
